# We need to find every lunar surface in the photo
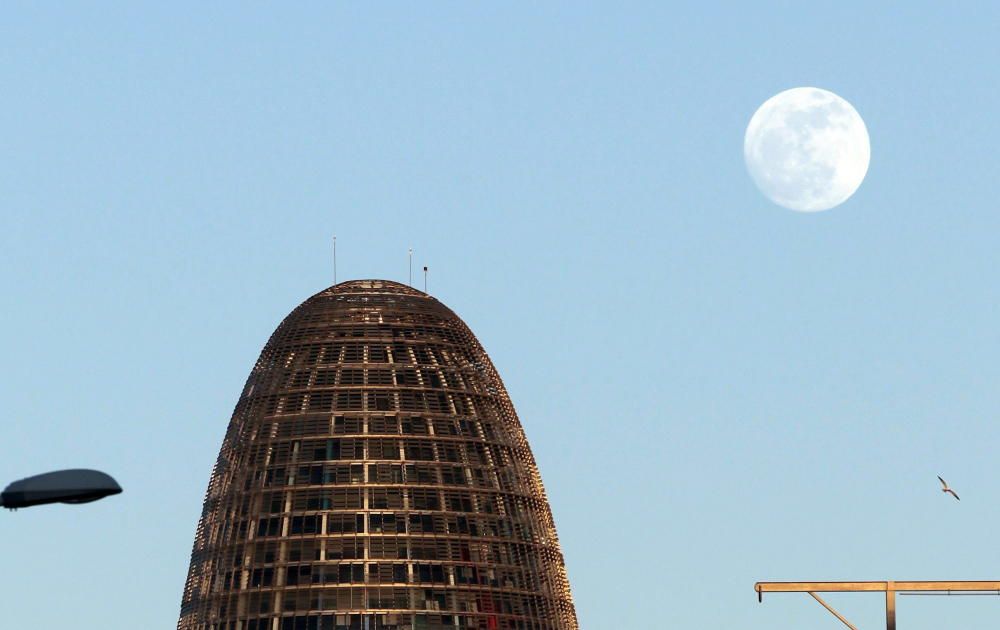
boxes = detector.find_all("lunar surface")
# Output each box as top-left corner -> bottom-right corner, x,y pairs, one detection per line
744,87 -> 870,212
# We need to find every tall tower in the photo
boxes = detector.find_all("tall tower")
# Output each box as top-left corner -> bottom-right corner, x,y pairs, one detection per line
178,280 -> 578,630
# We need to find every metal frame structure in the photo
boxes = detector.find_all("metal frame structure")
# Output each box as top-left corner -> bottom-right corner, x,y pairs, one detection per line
756,580 -> 1000,630
179,280 -> 578,630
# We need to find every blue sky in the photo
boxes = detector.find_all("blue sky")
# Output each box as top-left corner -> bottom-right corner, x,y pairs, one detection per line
2,3 -> 1000,628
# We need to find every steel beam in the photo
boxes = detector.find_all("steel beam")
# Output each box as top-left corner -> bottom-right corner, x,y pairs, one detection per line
757,581 -> 1000,593
808,592 -> 858,630
756,580 -> 1000,630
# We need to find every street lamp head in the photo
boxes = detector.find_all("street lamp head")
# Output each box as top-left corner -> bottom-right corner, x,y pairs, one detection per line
2,469 -> 122,510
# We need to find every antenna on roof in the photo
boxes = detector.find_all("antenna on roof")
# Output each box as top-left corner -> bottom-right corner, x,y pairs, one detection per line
408,248 -> 413,286
333,235 -> 337,284
423,266 -> 428,293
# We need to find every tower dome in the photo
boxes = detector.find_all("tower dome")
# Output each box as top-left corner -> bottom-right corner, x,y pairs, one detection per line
178,280 -> 578,630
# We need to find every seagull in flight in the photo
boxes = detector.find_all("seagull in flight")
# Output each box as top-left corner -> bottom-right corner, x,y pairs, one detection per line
938,476 -> 960,501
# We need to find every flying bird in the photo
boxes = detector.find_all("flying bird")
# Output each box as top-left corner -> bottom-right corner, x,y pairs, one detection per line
938,476 -> 960,501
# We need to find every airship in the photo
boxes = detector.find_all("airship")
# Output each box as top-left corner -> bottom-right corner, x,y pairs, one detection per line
1,469 -> 122,509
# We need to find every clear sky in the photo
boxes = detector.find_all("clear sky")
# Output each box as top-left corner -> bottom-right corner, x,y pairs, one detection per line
2,3 -> 1000,628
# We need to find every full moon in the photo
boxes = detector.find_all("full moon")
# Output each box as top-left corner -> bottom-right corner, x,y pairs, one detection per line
744,87 -> 870,212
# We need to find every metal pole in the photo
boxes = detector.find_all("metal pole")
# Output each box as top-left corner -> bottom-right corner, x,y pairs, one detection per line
808,592 -> 858,630
886,581 -> 896,630
408,248 -> 413,286
333,235 -> 338,284
423,266 -> 428,293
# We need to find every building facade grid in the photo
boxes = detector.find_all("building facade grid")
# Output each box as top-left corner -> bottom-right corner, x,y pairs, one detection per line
178,280 -> 577,630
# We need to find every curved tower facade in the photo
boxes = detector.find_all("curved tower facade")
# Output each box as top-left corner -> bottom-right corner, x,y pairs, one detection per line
179,280 -> 577,630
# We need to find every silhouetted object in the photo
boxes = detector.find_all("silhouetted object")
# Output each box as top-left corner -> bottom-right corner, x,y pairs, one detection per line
178,280 -> 578,630
938,475 -> 960,501
1,469 -> 122,509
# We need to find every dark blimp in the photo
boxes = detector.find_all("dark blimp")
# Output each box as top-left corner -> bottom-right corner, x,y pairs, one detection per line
1,469 -> 122,509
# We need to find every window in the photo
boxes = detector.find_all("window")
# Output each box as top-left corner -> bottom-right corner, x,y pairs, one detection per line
326,514 -> 363,535
257,517 -> 281,537
393,564 -> 408,583
314,369 -> 336,386
369,513 -> 405,534
250,567 -> 274,587
290,515 -> 318,535
368,345 -> 388,362
285,564 -> 312,586
338,564 -> 364,583
340,369 -> 364,385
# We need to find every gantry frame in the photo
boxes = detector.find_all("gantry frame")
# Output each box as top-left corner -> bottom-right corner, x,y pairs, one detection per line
755,581 -> 1000,630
